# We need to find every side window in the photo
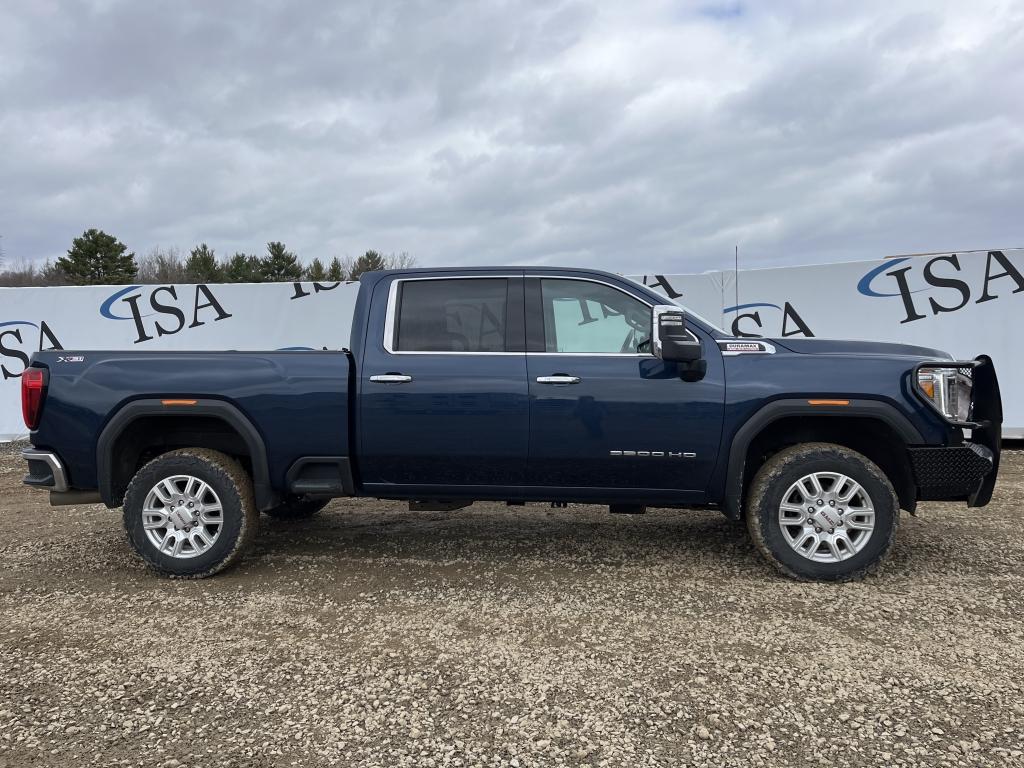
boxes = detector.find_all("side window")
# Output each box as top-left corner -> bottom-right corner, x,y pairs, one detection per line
395,279 -> 507,352
540,279 -> 652,354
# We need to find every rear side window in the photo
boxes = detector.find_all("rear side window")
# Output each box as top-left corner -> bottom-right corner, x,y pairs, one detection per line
395,279 -> 508,352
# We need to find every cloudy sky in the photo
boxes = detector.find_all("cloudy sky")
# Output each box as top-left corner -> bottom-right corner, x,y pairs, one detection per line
1,0 -> 1022,274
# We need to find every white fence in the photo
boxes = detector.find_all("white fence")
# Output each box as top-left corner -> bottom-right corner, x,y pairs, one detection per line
2,248 -> 1022,441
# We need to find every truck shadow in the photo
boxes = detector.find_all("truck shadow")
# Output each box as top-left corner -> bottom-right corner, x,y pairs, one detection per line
251,502 -> 760,570
245,500 -> 995,581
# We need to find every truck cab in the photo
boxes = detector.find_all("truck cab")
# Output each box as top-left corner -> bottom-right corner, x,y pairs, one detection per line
355,268 -> 725,503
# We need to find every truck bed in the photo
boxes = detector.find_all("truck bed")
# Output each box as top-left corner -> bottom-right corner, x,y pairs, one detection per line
29,350 -> 352,498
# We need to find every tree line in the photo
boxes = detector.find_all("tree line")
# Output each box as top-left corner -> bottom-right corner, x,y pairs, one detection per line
0,229 -> 415,287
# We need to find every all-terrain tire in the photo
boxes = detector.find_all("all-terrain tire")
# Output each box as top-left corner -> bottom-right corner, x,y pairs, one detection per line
746,442 -> 899,582
123,448 -> 259,579
263,497 -> 329,520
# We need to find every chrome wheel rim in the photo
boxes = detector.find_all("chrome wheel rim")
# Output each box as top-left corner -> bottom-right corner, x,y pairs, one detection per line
778,472 -> 875,563
142,475 -> 223,559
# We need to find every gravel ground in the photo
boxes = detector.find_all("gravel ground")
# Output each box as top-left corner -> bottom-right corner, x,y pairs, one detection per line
1,440 -> 1022,768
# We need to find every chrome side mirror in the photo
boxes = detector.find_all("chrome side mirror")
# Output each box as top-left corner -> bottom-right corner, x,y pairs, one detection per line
652,305 -> 702,363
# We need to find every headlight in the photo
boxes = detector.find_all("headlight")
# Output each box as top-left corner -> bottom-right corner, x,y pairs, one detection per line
916,366 -> 973,423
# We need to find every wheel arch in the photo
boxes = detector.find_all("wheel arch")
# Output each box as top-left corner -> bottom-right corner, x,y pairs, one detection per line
721,399 -> 923,520
97,399 -> 276,511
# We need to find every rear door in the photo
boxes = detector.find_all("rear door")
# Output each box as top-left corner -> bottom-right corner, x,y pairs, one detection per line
358,274 -> 529,491
525,276 -> 725,494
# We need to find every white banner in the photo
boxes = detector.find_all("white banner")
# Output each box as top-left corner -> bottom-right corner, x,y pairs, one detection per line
1,280 -> 360,440
2,249 -> 1022,441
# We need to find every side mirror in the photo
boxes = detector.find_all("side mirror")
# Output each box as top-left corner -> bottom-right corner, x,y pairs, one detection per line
652,305 -> 702,363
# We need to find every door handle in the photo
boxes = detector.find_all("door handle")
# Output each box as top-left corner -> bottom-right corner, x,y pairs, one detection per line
369,374 -> 413,384
536,375 -> 581,385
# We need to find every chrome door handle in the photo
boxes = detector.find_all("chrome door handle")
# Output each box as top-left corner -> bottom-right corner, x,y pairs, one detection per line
536,375 -> 581,385
369,374 -> 413,384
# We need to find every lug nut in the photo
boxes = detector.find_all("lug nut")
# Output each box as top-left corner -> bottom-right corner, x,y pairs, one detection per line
815,527 -> 822,533
817,499 -> 824,506
829,500 -> 835,507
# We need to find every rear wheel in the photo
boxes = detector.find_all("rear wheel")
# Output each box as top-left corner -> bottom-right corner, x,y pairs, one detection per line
746,443 -> 898,581
123,448 -> 258,578
264,497 -> 329,520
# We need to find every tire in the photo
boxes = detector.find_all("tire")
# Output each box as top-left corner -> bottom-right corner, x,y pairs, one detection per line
122,448 -> 259,578
264,497 -> 329,520
746,442 -> 899,581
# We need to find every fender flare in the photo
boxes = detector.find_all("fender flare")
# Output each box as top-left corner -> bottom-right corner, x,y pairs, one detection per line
96,398 -> 275,510
719,398 -> 924,519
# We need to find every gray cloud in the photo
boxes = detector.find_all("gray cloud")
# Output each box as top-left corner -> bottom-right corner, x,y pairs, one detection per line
1,0 -> 1022,273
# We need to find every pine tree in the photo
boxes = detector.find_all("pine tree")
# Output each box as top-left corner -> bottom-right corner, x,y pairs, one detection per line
222,252 -> 262,283
348,250 -> 387,280
305,257 -> 327,281
56,229 -> 137,285
259,241 -> 303,281
326,257 -> 346,281
185,243 -> 221,283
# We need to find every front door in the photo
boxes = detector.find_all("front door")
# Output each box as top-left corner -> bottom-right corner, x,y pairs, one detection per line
526,276 -> 725,494
359,274 -> 529,491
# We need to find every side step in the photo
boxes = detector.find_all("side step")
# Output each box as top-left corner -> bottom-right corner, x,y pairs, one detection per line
286,457 -> 354,497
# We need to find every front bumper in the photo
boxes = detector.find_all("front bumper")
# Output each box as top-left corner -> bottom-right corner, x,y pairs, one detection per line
907,443 -> 995,505
909,354 -> 1002,507
22,448 -> 69,493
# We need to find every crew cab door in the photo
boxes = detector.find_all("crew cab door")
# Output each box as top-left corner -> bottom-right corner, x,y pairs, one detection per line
358,274 -> 529,490
525,276 -> 725,495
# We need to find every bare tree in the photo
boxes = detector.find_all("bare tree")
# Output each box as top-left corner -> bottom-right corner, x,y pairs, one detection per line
136,247 -> 188,284
385,251 -> 416,269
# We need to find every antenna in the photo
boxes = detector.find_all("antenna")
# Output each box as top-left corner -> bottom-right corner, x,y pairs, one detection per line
734,244 -> 739,310
720,266 -> 725,330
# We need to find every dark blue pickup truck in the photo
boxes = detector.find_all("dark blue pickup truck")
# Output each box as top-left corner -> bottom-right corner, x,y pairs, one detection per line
20,267 -> 1002,581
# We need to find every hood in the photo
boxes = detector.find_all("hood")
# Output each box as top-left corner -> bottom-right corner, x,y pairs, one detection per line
769,337 -> 951,360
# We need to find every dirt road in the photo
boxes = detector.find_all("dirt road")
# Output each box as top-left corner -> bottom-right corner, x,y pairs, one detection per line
1,440 -> 1022,767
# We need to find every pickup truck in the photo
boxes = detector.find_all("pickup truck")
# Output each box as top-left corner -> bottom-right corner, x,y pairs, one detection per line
20,267 -> 1003,581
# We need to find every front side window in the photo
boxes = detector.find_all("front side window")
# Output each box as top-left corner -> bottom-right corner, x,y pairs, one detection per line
394,279 -> 507,352
541,279 -> 651,354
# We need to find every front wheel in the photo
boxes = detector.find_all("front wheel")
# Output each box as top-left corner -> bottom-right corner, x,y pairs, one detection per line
746,443 -> 899,581
122,448 -> 259,578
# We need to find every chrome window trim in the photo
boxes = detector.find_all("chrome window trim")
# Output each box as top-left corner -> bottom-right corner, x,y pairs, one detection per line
526,352 -> 651,358
382,273 -> 698,357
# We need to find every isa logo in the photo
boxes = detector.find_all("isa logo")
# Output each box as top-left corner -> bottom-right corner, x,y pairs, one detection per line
724,302 -> 814,338
100,285 -> 233,344
0,320 -> 63,380
857,250 -> 1024,324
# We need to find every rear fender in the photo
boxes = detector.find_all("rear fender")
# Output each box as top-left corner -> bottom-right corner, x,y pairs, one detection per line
96,399 -> 275,510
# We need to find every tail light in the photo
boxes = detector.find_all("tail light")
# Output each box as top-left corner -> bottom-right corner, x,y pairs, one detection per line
21,367 -> 48,430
